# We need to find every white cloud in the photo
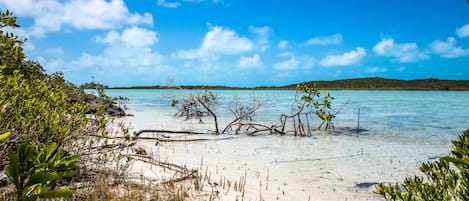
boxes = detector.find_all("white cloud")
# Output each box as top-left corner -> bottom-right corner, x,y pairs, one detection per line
238,54 -> 263,68
301,56 -> 316,69
62,43 -> 167,84
249,26 -> 271,51
121,27 -> 158,47
306,33 -> 343,46
156,0 -> 222,8
273,57 -> 300,70
277,40 -> 289,49
97,27 -> 158,47
45,47 -> 64,57
277,52 -> 292,57
320,47 -> 366,67
456,23 -> 469,38
0,0 -> 153,37
72,45 -> 164,68
183,0 -> 204,2
96,31 -> 121,44
157,0 -> 181,8
173,26 -> 254,59
366,67 -> 388,73
127,13 -> 153,25
373,38 -> 428,62
202,26 -> 254,54
172,49 -> 208,60
430,37 -> 469,58
24,42 -> 36,52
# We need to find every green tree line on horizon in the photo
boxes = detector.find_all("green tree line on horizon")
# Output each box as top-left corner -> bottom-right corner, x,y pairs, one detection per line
83,77 -> 469,91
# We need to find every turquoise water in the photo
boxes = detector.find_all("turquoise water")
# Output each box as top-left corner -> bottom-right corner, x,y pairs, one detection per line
99,89 -> 469,139
95,89 -> 469,200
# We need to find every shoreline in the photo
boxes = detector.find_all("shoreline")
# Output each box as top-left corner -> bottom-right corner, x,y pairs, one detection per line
101,88 -> 469,92
120,109 -> 453,201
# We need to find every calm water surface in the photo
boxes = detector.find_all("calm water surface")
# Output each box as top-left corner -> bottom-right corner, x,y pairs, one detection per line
95,89 -> 469,200
101,89 -> 469,138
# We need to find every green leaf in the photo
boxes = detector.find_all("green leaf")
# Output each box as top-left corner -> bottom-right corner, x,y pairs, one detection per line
27,172 -> 59,187
441,156 -> 469,169
0,131 -> 11,141
38,188 -> 73,198
44,142 -> 58,162
59,170 -> 76,178
5,149 -> 20,187
171,99 -> 179,107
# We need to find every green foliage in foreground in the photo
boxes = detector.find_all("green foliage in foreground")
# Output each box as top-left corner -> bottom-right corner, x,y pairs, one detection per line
377,129 -> 469,201
5,142 -> 77,201
1,69 -> 98,143
0,10 -> 108,163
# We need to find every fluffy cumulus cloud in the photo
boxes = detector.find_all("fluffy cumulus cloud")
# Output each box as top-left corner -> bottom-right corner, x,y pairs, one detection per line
249,26 -> 271,51
277,40 -> 289,49
173,26 -> 254,59
456,23 -> 469,38
37,43 -> 168,86
306,33 -> 343,46
72,45 -> 164,69
320,47 -> 366,67
35,26 -> 167,85
64,42 -> 168,86
238,54 -> 262,68
373,38 -> 428,62
430,37 -> 469,58
277,52 -> 292,58
44,47 -> 64,57
157,0 -> 223,8
157,0 -> 181,8
273,57 -> 300,70
97,27 -> 158,47
0,0 -> 153,37
90,28 -> 161,67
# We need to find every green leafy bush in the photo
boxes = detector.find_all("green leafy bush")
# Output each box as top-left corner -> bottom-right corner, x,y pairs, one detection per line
0,10 -> 108,166
377,129 -> 469,201
296,83 -> 336,130
5,142 -> 78,201
1,69 -> 93,143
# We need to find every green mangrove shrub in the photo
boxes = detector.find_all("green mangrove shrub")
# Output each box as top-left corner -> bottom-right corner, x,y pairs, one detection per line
5,142 -> 78,201
377,129 -> 469,201
0,10 -> 108,165
296,83 -> 336,130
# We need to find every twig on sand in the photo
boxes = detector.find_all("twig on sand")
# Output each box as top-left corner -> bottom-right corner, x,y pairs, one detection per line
90,132 -> 238,142
123,154 -> 188,173
135,129 -> 210,136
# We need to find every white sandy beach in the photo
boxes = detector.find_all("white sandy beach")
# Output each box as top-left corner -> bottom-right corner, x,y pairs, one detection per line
119,108 -> 452,201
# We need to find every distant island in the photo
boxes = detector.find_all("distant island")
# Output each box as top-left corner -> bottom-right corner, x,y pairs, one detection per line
82,77 -> 469,91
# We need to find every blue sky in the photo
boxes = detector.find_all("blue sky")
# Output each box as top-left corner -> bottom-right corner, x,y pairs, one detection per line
1,0 -> 469,87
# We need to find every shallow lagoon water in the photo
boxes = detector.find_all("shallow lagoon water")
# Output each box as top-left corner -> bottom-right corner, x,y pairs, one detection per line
100,89 -> 469,200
